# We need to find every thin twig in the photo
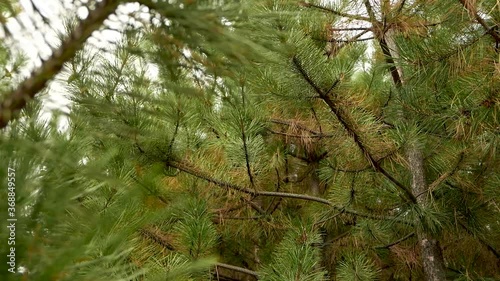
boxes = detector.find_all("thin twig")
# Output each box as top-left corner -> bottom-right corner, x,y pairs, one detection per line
375,232 -> 415,249
215,263 -> 259,278
269,118 -> 323,135
267,129 -> 334,138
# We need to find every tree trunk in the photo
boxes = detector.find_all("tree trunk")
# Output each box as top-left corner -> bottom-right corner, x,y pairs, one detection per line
308,162 -> 322,196
407,146 -> 447,280
384,24 -> 447,281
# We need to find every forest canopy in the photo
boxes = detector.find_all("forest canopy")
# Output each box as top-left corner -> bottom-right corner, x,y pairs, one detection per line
0,0 -> 499,280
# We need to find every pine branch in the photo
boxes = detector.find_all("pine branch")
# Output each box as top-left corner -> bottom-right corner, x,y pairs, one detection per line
299,2 -> 372,22
362,0 -> 403,87
168,160 -> 254,194
269,118 -> 325,135
333,166 -> 371,173
291,56 -> 417,203
375,232 -> 415,249
292,56 -> 324,96
237,86 -> 257,189
327,147 -> 401,174
379,36 -> 403,87
167,108 -> 181,155
396,0 -> 407,14
140,226 -> 260,278
265,168 -> 282,214
318,230 -> 351,245
167,159 -> 332,205
267,129 -> 334,138
0,0 -> 121,129
363,0 -> 377,22
322,30 -> 371,57
310,106 -> 323,133
105,48 -> 131,100
131,174 -> 170,205
166,159 -> 404,222
215,216 -> 263,221
313,30 -> 371,43
242,196 -> 267,215
459,221 -> 500,259
458,0 -> 500,44
240,119 -> 256,188
216,263 -> 259,278
331,27 -> 372,31
140,226 -> 176,251
326,37 -> 374,43
426,151 -> 464,194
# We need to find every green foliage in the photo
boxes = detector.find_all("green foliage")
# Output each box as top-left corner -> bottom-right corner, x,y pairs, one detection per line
1,0 -> 499,280
261,223 -> 327,281
173,199 -> 218,259
0,102 -> 150,281
336,252 -> 379,281
0,0 -> 19,23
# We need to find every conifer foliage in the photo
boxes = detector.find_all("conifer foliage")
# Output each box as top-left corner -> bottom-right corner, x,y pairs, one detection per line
0,0 -> 499,280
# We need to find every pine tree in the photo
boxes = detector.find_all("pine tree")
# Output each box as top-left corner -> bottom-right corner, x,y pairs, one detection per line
0,0 -> 267,280
1,0 -> 499,280
245,0 -> 499,279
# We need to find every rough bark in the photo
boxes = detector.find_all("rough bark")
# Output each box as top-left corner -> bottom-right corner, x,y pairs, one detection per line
408,146 -> 447,280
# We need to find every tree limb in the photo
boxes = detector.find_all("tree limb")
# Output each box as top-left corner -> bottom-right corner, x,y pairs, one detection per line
291,56 -> 417,204
167,159 -> 333,205
300,2 -> 372,22
0,0 -> 121,129
458,0 -> 500,44
140,226 -> 260,278
166,159 -> 403,222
